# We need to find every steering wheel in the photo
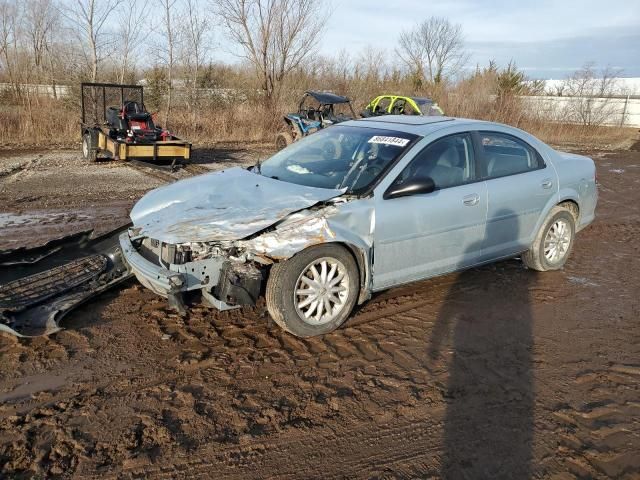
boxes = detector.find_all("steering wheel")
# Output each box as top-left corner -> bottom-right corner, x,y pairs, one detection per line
365,158 -> 385,178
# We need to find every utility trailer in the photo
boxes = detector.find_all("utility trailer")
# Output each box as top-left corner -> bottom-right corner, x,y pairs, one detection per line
80,82 -> 191,164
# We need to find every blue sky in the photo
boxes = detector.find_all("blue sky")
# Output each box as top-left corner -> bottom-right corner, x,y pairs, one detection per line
313,0 -> 640,79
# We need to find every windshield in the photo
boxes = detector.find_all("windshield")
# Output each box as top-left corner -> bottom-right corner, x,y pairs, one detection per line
258,125 -> 418,192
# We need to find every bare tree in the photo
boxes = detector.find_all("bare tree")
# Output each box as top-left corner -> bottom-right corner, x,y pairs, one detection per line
397,16 -> 467,86
0,0 -> 19,91
0,1 -> 40,128
23,0 -> 58,75
61,0 -> 122,82
214,0 -> 327,107
158,0 -> 178,127
563,63 -> 622,126
182,0 -> 212,120
116,0 -> 146,83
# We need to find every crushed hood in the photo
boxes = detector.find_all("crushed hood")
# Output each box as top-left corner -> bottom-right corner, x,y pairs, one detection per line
130,167 -> 344,243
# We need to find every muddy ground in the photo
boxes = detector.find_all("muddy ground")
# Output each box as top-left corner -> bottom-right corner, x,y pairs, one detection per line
0,140 -> 639,479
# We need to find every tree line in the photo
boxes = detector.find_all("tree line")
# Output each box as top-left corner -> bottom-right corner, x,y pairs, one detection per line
0,1 -> 476,106
0,0 -> 626,136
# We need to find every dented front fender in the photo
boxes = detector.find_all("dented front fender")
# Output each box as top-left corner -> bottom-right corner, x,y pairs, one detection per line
238,198 -> 375,302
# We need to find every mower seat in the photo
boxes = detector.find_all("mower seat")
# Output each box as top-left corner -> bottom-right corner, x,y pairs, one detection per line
128,112 -> 152,121
123,101 -> 151,121
106,106 -> 127,131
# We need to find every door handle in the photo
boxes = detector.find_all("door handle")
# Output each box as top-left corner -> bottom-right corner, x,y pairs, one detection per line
463,194 -> 480,206
541,179 -> 553,189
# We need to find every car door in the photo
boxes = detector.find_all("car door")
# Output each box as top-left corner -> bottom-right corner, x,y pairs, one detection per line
373,132 -> 488,290
477,130 -> 558,261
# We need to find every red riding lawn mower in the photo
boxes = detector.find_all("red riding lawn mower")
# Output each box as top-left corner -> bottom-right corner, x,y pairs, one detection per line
105,100 -> 170,143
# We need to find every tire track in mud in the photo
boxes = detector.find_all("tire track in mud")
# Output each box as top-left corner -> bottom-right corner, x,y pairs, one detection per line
0,262 -> 627,479
551,365 -> 640,478
115,416 -> 445,480
1,279 -> 451,477
125,161 -> 179,183
183,163 -> 211,176
124,159 -> 221,187
0,157 -> 39,180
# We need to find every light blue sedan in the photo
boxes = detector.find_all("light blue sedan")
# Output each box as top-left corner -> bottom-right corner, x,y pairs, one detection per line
121,116 -> 597,337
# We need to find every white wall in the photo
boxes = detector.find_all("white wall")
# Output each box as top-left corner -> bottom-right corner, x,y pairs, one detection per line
0,83 -> 70,98
543,77 -> 640,96
520,95 -> 640,127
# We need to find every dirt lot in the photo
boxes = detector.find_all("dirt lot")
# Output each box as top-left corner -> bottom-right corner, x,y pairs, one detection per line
0,140 -> 639,479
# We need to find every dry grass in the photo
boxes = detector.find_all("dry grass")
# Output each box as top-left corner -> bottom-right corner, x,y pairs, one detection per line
0,98 -> 78,148
521,122 -> 638,150
0,90 -> 636,151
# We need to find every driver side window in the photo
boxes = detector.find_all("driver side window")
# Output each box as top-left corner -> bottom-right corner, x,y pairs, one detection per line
398,133 -> 475,190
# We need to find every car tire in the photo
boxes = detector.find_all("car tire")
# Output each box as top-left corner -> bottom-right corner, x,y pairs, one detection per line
275,132 -> 293,151
266,244 -> 359,337
82,132 -> 97,162
522,205 -> 576,271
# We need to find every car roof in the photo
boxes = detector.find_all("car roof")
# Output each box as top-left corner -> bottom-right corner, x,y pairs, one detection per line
375,95 -> 434,104
342,115 -> 487,135
305,90 -> 350,104
342,116 -> 548,148
410,97 -> 435,104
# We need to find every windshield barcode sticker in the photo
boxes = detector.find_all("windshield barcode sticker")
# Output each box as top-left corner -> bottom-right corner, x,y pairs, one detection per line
368,136 -> 410,147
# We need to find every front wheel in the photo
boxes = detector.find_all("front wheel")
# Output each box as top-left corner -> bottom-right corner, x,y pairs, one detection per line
266,244 -> 359,337
275,131 -> 293,151
82,132 -> 97,162
522,205 -> 576,271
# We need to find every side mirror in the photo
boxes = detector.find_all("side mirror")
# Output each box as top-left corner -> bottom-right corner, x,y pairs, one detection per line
384,176 -> 436,200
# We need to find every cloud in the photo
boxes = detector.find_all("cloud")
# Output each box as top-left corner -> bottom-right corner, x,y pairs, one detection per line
319,0 -> 640,78
467,26 -> 640,78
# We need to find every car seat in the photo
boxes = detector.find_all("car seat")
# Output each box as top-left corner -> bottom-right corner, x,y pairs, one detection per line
411,141 -> 464,188
391,102 -> 405,115
486,152 -> 529,177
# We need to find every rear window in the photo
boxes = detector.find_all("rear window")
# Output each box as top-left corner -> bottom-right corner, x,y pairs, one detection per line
479,131 -> 544,178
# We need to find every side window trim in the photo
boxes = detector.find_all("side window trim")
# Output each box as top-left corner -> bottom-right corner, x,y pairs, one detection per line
476,130 -> 546,180
391,131 -> 480,192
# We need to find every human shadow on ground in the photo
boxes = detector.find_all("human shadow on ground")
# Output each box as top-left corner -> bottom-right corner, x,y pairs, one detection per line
429,208 -> 536,478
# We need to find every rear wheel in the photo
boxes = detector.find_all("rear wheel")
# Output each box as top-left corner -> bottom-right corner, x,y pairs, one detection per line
522,206 -> 576,271
82,132 -> 97,162
275,131 -> 293,151
266,244 -> 359,337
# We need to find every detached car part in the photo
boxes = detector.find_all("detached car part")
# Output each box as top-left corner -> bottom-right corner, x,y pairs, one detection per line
0,227 -> 132,337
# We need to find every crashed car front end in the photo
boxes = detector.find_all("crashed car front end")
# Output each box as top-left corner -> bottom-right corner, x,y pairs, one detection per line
118,166 -> 371,312
119,205 -> 374,313
120,231 -> 264,312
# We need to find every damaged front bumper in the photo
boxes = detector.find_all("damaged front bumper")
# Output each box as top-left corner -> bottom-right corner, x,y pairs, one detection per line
0,241 -> 132,337
119,231 -> 262,312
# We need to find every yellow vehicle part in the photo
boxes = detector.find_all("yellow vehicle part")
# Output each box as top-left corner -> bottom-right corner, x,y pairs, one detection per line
365,95 -> 444,116
365,95 -> 422,114
96,130 -> 191,160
